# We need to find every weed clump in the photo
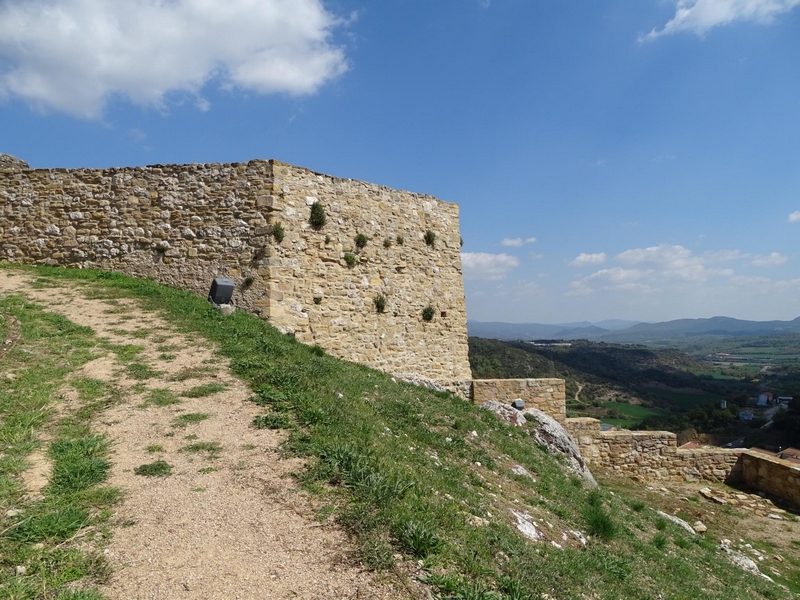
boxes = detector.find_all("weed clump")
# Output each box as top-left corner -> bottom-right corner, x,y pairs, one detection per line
344,252 -> 356,267
252,413 -> 292,429
424,230 -> 436,247
373,294 -> 386,314
309,201 -> 327,229
271,222 -> 285,243
182,383 -> 227,398
583,490 -> 618,540
422,306 -> 435,322
134,460 -> 172,477
354,233 -> 368,249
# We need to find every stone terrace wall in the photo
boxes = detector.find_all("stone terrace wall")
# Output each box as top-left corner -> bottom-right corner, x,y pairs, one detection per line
739,452 -> 800,509
472,378 -> 566,423
0,159 -> 472,392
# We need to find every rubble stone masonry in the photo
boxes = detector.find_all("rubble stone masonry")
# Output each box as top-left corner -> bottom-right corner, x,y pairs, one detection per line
0,159 -> 472,392
472,378 -> 567,423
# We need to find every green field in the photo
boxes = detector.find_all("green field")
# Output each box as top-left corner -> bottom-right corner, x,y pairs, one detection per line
642,387 -> 722,408
601,402 -> 665,429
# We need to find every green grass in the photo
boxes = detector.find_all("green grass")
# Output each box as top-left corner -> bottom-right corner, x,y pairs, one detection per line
172,412 -> 210,427
0,292 -> 117,597
252,413 -> 292,429
4,264 -> 797,600
134,461 -> 172,477
181,383 -> 227,398
125,362 -> 162,380
140,387 -> 181,407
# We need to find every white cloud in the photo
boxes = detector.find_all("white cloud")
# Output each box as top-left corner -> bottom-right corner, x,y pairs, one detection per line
642,0 -> 800,41
0,0 -> 349,118
501,237 -> 536,247
566,281 -> 593,297
789,211 -> 800,223
461,252 -> 520,280
751,252 -> 788,267
616,244 -> 722,281
568,252 -> 607,267
586,267 -> 651,284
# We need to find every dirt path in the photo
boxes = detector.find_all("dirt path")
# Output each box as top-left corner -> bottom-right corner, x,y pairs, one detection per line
0,272 -> 402,600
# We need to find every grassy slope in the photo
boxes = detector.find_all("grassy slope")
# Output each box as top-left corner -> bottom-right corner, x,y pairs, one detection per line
2,265 -> 797,600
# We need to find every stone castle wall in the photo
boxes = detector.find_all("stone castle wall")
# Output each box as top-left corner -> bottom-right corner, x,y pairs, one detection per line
0,159 -> 471,392
472,378 -> 566,423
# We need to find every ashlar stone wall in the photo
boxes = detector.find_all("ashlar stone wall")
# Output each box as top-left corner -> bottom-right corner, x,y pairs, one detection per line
0,159 -> 472,392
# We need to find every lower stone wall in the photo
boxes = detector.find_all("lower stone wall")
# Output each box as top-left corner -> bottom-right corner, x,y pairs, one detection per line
472,379 -> 566,423
739,452 -> 800,509
565,417 -> 741,483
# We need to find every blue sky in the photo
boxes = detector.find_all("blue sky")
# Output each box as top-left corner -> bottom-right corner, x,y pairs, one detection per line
2,0 -> 800,324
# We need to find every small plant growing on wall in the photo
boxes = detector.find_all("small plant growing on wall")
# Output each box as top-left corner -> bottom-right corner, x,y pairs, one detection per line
424,230 -> 436,247
325,235 -> 331,244
344,252 -> 356,267
383,238 -> 392,249
422,306 -> 435,322
309,201 -> 326,230
271,222 -> 285,243
313,296 -> 322,305
396,235 -> 404,245
354,233 -> 368,249
373,294 -> 387,313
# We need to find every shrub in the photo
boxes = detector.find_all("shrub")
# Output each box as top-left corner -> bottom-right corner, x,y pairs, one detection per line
313,296 -> 322,305
344,252 -> 356,267
309,201 -> 326,229
422,306 -> 435,322
383,238 -> 392,249
324,235 -> 331,244
134,460 -> 172,477
424,230 -> 436,247
396,235 -> 404,245
373,295 -> 386,313
354,233 -> 368,249
271,222 -> 285,243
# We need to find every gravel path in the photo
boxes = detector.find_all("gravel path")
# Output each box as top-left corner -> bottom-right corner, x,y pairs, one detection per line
0,271 -> 403,600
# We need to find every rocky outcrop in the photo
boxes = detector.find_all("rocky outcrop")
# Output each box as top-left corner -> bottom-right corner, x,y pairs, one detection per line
0,154 -> 29,170
522,407 -> 597,487
480,401 -> 596,486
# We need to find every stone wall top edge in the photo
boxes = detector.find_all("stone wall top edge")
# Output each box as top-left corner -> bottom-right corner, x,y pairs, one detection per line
0,158 -> 460,207
676,447 -> 742,456
0,158 -> 271,175
273,160 -> 459,206
742,450 -> 800,469
472,378 -> 565,384
600,430 -> 677,439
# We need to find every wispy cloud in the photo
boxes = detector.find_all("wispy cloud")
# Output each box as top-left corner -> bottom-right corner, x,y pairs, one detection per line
461,252 -> 520,280
0,0 -> 349,118
501,237 -> 536,247
789,211 -> 800,223
568,252 -> 607,267
751,252 -> 788,267
641,0 -> 800,41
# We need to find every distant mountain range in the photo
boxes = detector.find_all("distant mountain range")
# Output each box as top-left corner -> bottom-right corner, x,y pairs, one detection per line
468,316 -> 800,343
